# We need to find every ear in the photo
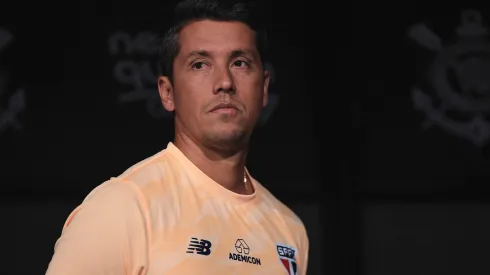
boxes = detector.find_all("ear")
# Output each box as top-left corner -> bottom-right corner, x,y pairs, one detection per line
158,76 -> 175,112
262,70 -> 270,108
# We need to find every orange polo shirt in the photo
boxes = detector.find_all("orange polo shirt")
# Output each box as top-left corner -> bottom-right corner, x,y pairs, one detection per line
46,142 -> 309,275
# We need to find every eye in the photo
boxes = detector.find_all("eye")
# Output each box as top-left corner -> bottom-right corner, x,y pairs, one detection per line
192,61 -> 208,70
233,60 -> 249,68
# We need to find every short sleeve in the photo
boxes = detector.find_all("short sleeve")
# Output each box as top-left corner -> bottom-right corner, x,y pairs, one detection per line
45,180 -> 150,275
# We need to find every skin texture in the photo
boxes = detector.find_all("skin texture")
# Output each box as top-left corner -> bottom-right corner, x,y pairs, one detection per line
158,20 -> 270,194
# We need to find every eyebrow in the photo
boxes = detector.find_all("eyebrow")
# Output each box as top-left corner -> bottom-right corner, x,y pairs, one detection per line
185,50 -> 211,61
230,49 -> 255,60
184,49 -> 255,61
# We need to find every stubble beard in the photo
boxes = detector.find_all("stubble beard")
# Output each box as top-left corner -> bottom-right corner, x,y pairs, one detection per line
204,128 -> 248,153
202,119 -> 250,154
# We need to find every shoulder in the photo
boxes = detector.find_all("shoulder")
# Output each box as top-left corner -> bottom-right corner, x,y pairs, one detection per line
116,147 -> 174,186
64,179 -> 148,230
254,180 -> 308,236
48,180 -> 150,274
64,146 -> 178,229
106,146 -> 183,199
256,181 -> 304,224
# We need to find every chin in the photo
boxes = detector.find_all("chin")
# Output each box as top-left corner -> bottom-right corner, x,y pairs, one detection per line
204,127 -> 249,150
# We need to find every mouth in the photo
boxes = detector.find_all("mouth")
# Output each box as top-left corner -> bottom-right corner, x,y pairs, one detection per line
210,103 -> 239,114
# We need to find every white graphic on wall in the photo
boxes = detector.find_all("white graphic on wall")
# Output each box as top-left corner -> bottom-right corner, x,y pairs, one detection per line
408,10 -> 490,147
108,30 -> 279,125
0,27 -> 25,138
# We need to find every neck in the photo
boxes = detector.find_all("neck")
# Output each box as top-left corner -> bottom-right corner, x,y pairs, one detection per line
174,132 -> 250,194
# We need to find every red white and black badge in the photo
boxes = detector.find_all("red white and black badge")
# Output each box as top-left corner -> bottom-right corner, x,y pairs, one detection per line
276,243 -> 298,275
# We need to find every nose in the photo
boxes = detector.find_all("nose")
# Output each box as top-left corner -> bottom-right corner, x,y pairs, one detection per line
214,67 -> 236,95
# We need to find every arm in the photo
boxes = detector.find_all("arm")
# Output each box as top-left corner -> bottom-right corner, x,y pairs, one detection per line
45,180 -> 149,275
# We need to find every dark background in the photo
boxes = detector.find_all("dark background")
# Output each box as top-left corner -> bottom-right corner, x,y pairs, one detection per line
1,0 -> 490,274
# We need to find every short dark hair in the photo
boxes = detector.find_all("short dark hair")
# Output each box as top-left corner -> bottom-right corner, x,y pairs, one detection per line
157,0 -> 268,81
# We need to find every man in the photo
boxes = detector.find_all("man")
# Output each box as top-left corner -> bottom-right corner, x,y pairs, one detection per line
46,0 -> 309,274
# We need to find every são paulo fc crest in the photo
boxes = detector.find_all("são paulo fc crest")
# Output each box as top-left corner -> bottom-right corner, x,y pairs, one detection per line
276,243 -> 298,275
407,9 -> 490,147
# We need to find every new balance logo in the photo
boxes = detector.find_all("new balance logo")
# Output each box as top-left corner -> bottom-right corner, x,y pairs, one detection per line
186,237 -> 212,256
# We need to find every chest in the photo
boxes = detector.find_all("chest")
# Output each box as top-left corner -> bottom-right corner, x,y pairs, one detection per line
145,202 -> 301,274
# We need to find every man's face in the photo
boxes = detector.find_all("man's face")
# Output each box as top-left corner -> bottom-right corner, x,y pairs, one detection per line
158,20 -> 269,151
